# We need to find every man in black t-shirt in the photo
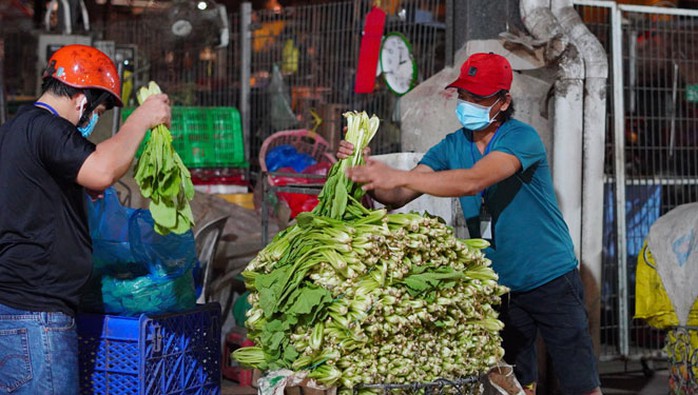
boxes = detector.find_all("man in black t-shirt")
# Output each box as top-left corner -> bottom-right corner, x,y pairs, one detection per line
0,44 -> 170,394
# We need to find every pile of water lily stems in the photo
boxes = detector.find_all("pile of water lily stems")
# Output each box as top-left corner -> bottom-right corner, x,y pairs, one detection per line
234,111 -> 507,393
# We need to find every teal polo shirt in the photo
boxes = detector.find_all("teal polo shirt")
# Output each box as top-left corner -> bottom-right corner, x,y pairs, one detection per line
419,119 -> 577,292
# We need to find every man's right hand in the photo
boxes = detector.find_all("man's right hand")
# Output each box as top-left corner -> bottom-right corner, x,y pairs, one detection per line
131,93 -> 171,130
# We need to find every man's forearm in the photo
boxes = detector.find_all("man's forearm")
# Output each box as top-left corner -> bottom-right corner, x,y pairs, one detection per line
77,118 -> 148,190
97,118 -> 148,178
369,187 -> 420,209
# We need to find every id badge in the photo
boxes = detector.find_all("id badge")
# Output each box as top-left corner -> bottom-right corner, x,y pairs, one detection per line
479,205 -> 492,240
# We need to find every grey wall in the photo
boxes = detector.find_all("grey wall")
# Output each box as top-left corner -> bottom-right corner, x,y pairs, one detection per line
450,0 -> 525,62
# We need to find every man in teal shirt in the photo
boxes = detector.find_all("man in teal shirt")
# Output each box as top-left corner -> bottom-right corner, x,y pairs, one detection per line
340,53 -> 602,395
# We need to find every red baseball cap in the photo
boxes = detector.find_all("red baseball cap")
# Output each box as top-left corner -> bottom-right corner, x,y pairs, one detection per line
447,52 -> 513,97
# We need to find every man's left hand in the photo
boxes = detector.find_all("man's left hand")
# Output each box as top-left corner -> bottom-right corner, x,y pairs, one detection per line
86,188 -> 104,201
346,159 -> 402,191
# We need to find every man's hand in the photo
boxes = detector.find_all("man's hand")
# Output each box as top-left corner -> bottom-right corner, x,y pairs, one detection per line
85,188 -> 104,201
346,158 -> 403,191
129,93 -> 171,130
337,140 -> 371,160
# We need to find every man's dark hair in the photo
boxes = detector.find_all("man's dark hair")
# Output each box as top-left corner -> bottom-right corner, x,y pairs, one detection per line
41,77 -> 116,111
41,77 -> 81,98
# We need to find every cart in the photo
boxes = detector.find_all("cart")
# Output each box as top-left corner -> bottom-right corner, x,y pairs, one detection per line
666,325 -> 698,394
354,377 -> 484,395
259,129 -> 336,245
257,374 -> 488,395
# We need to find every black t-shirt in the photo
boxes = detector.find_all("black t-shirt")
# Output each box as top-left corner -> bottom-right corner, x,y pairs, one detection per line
0,105 -> 96,316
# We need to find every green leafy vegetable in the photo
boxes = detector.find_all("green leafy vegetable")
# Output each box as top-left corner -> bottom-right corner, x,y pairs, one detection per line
313,111 -> 379,220
133,81 -> 195,235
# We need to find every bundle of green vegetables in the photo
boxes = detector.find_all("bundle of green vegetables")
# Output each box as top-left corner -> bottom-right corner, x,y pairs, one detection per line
234,111 -> 507,392
133,82 -> 195,235
313,111 -> 379,220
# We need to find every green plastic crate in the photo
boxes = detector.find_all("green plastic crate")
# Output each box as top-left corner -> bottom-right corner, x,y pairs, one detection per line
122,106 -> 247,169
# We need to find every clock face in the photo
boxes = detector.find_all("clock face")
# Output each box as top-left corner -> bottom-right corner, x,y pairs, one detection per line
172,19 -> 193,37
380,33 -> 417,95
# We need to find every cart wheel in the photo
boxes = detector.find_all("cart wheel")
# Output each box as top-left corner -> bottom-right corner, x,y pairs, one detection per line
640,358 -> 655,378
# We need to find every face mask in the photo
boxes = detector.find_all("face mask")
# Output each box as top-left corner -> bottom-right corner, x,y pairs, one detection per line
455,98 -> 501,131
78,113 -> 99,138
76,96 -> 98,138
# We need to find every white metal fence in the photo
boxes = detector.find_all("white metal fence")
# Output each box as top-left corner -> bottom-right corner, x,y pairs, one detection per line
575,0 -> 698,362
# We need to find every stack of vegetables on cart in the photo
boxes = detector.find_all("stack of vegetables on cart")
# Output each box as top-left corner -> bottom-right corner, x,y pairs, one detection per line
234,111 -> 508,392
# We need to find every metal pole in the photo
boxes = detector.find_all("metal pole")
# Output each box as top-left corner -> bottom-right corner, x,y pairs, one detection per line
240,2 -> 252,169
112,54 -> 124,136
669,62 -> 679,157
611,3 -> 630,358
629,27 -> 637,114
261,172 -> 269,247
619,3 -> 698,16
445,0 -> 454,67
0,39 -> 6,125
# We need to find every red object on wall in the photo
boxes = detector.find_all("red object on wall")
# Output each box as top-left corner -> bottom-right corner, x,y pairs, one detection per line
354,6 -> 386,94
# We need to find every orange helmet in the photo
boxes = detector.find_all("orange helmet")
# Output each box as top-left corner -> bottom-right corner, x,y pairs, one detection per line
43,44 -> 123,107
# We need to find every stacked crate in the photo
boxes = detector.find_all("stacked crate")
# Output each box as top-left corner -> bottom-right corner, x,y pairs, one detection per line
77,303 -> 221,394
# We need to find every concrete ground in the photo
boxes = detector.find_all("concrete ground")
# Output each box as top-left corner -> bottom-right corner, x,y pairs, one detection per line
598,359 -> 670,395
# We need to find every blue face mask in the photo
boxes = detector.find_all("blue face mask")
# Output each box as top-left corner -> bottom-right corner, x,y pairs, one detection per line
455,98 -> 501,131
78,113 -> 99,138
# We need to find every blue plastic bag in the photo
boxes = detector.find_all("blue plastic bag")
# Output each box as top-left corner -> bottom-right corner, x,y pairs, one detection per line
81,187 -> 197,315
265,144 -> 317,172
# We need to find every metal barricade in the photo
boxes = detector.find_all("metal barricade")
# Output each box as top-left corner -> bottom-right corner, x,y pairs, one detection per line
576,0 -> 698,364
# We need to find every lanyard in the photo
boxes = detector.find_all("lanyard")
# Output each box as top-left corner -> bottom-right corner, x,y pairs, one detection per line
469,128 -> 499,199
34,101 -> 59,116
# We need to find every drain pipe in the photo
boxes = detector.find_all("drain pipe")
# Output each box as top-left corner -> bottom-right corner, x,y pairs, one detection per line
521,0 -> 584,260
552,0 -> 608,355
552,48 -> 585,262
520,0 -> 569,63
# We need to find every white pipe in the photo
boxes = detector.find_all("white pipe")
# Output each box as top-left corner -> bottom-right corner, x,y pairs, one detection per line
60,0 -> 72,35
552,48 -> 585,261
79,0 -> 90,31
553,0 -> 610,356
521,0 -> 584,259
520,0 -> 569,62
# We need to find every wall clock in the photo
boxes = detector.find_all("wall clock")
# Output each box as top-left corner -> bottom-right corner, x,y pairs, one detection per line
380,32 -> 417,96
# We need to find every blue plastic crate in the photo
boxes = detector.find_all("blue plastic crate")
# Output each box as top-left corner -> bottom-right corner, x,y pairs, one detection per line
77,303 -> 221,395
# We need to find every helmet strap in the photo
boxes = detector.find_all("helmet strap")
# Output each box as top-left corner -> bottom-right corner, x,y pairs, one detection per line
78,91 -> 111,126
42,60 -> 57,80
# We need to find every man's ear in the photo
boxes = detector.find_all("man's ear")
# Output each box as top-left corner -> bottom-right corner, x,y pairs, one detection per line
70,92 -> 89,126
72,92 -> 88,111
500,93 -> 512,112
